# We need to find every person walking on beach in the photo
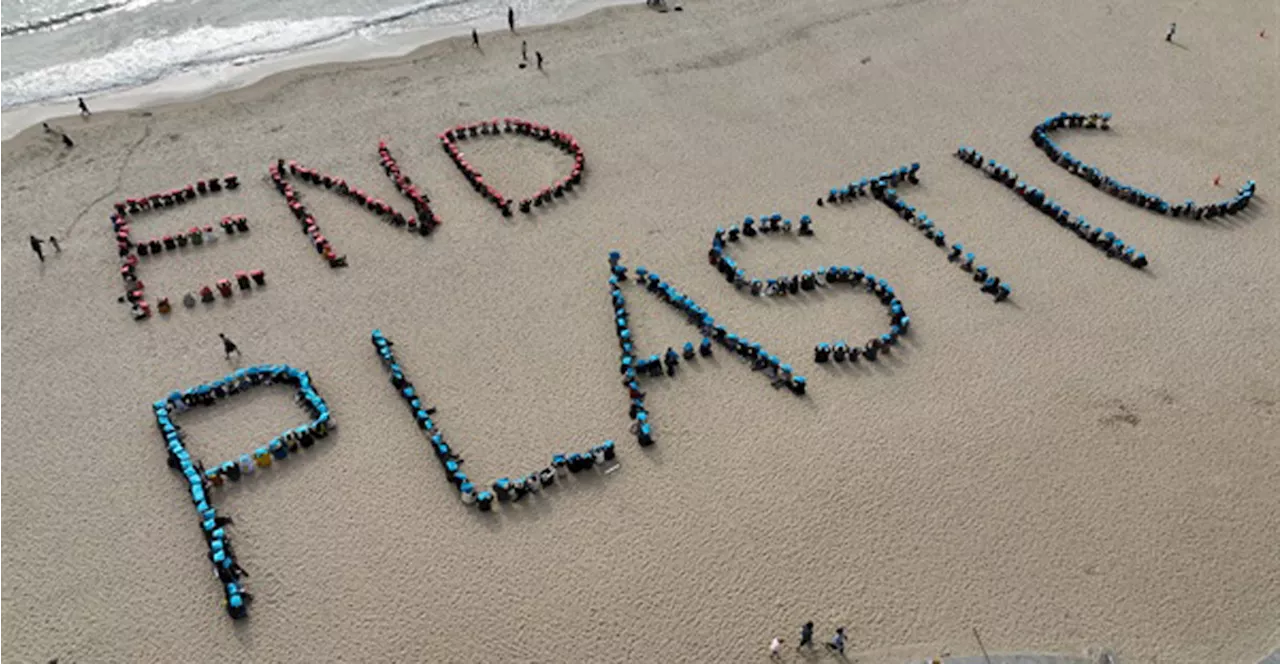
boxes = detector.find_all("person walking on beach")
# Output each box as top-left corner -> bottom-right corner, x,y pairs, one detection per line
798,621 -> 815,649
522,40 -> 528,61
29,235 -> 45,262
827,627 -> 847,655
536,51 -> 544,70
472,28 -> 480,47
219,333 -> 241,359
1166,22 -> 1176,42
508,6 -> 515,32
78,97 -> 90,117
48,236 -> 61,253
61,133 -> 74,148
769,637 -> 784,659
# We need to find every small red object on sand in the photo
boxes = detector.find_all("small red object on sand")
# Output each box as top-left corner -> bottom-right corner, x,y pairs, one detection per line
1213,175 -> 1221,186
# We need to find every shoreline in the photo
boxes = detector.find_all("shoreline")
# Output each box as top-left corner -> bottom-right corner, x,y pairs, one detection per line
0,0 -> 643,141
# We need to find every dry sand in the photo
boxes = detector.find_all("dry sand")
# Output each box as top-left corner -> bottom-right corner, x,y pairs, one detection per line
3,0 -> 1278,661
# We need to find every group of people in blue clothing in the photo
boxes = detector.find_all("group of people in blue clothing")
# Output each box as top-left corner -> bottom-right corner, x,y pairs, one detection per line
371,330 -> 615,512
610,252 -> 809,397
706,216 -> 913,365
956,146 -> 1150,269
821,163 -> 1012,302
819,163 -> 920,207
1031,112 -> 1257,220
152,364 -> 332,619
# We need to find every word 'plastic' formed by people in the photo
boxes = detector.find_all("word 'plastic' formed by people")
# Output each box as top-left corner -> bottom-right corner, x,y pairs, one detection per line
371,330 -> 617,511
1030,112 -> 1256,220
708,214 -> 914,362
152,364 -> 333,620
956,146 -> 1149,269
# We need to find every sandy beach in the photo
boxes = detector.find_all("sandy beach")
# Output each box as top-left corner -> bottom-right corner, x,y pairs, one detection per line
3,0 -> 1278,662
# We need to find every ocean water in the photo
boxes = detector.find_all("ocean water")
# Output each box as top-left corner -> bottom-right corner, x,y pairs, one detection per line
0,0 -> 616,112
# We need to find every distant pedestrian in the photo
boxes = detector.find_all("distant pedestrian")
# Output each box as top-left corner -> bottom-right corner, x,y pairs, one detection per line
769,637 -> 784,659
78,97 -> 90,116
472,28 -> 479,47
827,627 -> 846,655
798,621 -> 814,648
219,333 -> 241,359
522,40 -> 528,61
29,235 -> 45,262
61,133 -> 74,148
48,236 -> 61,253
536,51 -> 543,70
42,122 -> 54,134
1166,22 -> 1176,42
508,6 -> 515,31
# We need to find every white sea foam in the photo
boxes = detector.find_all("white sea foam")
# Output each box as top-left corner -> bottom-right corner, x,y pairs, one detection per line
0,0 -> 507,108
3,17 -> 369,108
1,0 -> 628,124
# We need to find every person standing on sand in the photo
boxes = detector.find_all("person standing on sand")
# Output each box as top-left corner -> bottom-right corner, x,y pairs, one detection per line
61,133 -> 74,148
508,6 -> 515,32
769,637 -> 784,659
78,97 -> 90,116
522,40 -> 528,61
827,626 -> 846,654
48,236 -> 61,253
798,621 -> 815,648
1166,22 -> 1176,42
472,28 -> 479,47
536,51 -> 544,70
29,235 -> 45,262
219,333 -> 241,359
